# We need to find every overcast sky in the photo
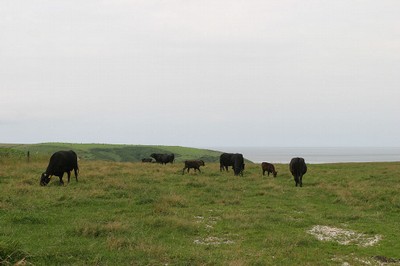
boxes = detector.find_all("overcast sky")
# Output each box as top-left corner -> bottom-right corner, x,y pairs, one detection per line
1,1 -> 399,147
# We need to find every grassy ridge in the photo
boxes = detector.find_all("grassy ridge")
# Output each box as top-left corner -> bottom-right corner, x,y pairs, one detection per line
0,157 -> 399,265
0,143 -> 226,163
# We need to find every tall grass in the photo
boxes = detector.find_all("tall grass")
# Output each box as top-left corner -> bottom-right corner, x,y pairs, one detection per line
0,157 -> 399,264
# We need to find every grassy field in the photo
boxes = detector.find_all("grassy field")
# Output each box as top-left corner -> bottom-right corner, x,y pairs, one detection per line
1,156 -> 400,265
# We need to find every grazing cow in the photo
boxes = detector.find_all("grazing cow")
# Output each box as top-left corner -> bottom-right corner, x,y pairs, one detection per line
40,150 -> 79,186
231,153 -> 245,176
150,153 -> 175,164
289,157 -> 307,187
261,162 -> 277,177
182,160 -> 205,175
220,153 -> 245,176
220,153 -> 234,171
141,158 -> 153,163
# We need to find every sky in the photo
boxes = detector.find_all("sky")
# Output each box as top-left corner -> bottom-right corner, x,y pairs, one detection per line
1,1 -> 400,147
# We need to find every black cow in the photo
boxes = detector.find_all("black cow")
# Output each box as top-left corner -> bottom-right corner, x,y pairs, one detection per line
261,162 -> 277,177
150,153 -> 175,164
141,158 -> 153,163
289,157 -> 307,187
231,153 -> 245,176
40,150 -> 79,186
182,160 -> 205,175
220,153 -> 234,171
220,153 -> 245,176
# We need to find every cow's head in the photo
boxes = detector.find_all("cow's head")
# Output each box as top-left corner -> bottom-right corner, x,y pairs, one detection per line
273,171 -> 278,177
233,164 -> 244,176
40,173 -> 51,186
200,160 -> 205,166
233,167 -> 242,176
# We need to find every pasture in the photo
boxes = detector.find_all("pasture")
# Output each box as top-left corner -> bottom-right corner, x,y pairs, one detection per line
1,157 -> 400,265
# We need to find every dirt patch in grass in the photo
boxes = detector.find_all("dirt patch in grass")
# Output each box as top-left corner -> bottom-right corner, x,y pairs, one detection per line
373,255 -> 400,264
332,254 -> 400,265
193,215 -> 234,245
308,225 -> 382,247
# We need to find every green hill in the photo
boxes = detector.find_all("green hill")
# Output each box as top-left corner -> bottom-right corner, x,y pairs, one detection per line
0,143 -> 231,163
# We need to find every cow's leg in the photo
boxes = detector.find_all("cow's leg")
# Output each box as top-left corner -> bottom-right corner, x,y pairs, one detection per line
59,174 -> 64,185
267,171 -> 270,176
262,170 -> 265,176
198,167 -> 201,173
300,175 -> 303,187
182,167 -> 186,175
67,171 -> 71,183
74,167 -> 78,182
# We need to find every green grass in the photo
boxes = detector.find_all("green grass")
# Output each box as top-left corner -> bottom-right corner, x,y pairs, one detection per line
0,143 -> 224,162
1,157 -> 400,265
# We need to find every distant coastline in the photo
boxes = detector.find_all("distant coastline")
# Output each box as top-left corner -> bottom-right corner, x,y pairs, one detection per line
208,147 -> 400,164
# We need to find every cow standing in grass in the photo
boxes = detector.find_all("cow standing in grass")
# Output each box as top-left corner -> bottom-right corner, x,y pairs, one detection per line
220,153 -> 234,172
289,157 -> 307,187
261,162 -> 277,177
220,153 -> 245,176
182,160 -> 205,175
150,153 -> 175,164
40,150 -> 79,186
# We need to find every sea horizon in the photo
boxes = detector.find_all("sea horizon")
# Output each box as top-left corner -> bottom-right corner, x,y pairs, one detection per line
207,146 -> 400,164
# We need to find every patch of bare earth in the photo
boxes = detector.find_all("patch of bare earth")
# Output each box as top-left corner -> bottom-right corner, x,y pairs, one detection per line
332,254 -> 400,266
373,256 -> 400,265
308,225 -> 382,247
193,214 -> 234,246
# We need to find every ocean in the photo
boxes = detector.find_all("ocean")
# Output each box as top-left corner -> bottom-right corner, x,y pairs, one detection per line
209,147 -> 400,164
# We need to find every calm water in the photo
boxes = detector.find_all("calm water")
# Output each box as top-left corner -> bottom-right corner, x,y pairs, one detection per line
210,147 -> 400,164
